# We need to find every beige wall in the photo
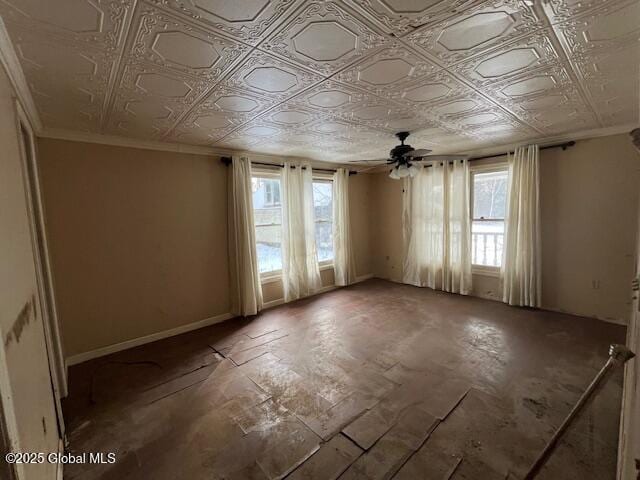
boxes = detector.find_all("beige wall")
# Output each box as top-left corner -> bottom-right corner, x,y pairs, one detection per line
0,65 -> 59,478
37,139 -> 231,357
370,172 -> 404,283
37,139 -> 374,357
350,172 -> 373,278
371,134 -> 640,324
540,134 -> 639,323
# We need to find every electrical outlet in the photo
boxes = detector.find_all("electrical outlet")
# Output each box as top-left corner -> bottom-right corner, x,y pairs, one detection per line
592,280 -> 601,289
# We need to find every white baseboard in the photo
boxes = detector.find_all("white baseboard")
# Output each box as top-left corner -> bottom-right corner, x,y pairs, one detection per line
66,275 -> 377,366
261,274 -> 374,310
355,273 -> 374,283
65,312 -> 234,367
262,298 -> 286,310
262,284 -> 338,310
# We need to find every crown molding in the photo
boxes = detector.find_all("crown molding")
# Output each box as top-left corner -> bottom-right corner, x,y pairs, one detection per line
460,123 -> 639,160
0,18 -> 42,132
37,127 -> 354,170
40,122 -> 639,173
339,123 -> 640,173
39,127 -> 225,156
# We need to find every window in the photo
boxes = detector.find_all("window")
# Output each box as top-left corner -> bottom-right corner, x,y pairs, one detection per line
252,175 -> 283,275
251,173 -> 334,277
264,180 -> 280,206
312,180 -> 334,264
471,168 -> 508,268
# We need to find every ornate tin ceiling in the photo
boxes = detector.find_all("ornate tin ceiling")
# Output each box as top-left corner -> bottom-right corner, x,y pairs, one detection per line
1,0 -> 638,162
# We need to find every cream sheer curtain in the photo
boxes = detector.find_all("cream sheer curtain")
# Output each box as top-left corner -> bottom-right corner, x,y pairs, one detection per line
502,145 -> 541,307
333,168 -> 356,286
228,156 -> 263,316
402,160 -> 472,294
281,161 -> 322,301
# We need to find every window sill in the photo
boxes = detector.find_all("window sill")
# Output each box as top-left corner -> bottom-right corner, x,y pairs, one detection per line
319,262 -> 334,272
260,263 -> 333,284
261,272 -> 282,284
472,266 -> 501,278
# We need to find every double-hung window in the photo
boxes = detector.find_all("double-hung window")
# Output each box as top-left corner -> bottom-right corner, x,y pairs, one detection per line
251,171 -> 335,279
312,179 -> 334,265
251,172 -> 283,276
470,167 -> 508,271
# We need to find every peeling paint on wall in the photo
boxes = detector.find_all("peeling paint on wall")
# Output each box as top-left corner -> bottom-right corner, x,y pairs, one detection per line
4,295 -> 35,348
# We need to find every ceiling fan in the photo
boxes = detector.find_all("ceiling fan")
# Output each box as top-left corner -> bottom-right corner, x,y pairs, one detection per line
351,131 -> 469,179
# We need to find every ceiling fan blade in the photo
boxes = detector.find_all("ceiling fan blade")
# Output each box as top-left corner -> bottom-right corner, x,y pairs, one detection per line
403,148 -> 432,158
357,164 -> 389,173
419,154 -> 470,162
347,159 -> 389,163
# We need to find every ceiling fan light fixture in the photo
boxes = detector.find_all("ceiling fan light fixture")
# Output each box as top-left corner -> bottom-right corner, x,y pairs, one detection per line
389,167 -> 401,179
408,164 -> 420,178
396,164 -> 411,178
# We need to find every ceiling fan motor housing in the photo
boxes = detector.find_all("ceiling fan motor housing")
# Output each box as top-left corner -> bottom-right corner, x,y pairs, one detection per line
390,132 -> 414,163
390,144 -> 414,161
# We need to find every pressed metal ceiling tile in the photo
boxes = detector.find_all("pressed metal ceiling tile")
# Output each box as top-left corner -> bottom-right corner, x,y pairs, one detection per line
1,0 -> 637,162
146,0 -> 303,46
344,0 -> 480,35
260,0 -> 387,76
404,0 -> 545,66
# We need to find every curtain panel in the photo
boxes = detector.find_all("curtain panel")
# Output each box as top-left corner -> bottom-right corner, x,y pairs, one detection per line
333,168 -> 356,286
402,160 -> 472,294
281,161 -> 322,302
228,156 -> 263,316
502,144 -> 541,307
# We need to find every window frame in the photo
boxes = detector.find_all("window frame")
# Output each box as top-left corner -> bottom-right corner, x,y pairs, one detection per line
252,168 -> 284,282
469,163 -> 508,276
312,174 -> 335,269
263,180 -> 280,207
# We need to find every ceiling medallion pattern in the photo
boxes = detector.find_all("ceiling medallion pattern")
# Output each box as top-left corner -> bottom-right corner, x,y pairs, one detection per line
260,1 -> 387,75
334,43 -> 440,98
146,0 -> 301,45
130,4 -> 251,80
0,0 -> 134,53
0,0 -> 637,162
404,0 -> 544,66
226,50 -> 323,99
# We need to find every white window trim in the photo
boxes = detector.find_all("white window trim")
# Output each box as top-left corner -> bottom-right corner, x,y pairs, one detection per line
253,167 -> 282,178
319,260 -> 334,270
261,270 -> 282,284
469,162 -> 508,275
254,170 -> 336,283
313,176 -> 335,268
472,265 -> 501,277
313,171 -> 334,182
253,169 -> 283,278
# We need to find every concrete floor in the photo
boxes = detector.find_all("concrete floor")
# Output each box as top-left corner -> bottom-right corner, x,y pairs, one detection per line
62,279 -> 625,479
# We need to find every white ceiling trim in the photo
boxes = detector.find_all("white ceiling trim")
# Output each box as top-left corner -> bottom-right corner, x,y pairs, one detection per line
39,123 -> 638,170
38,127 -> 223,155
37,127 -> 356,170
0,17 -> 42,131
459,123 -> 639,159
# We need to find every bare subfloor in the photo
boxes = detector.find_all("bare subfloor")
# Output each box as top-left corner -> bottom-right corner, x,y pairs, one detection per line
63,279 -> 625,479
